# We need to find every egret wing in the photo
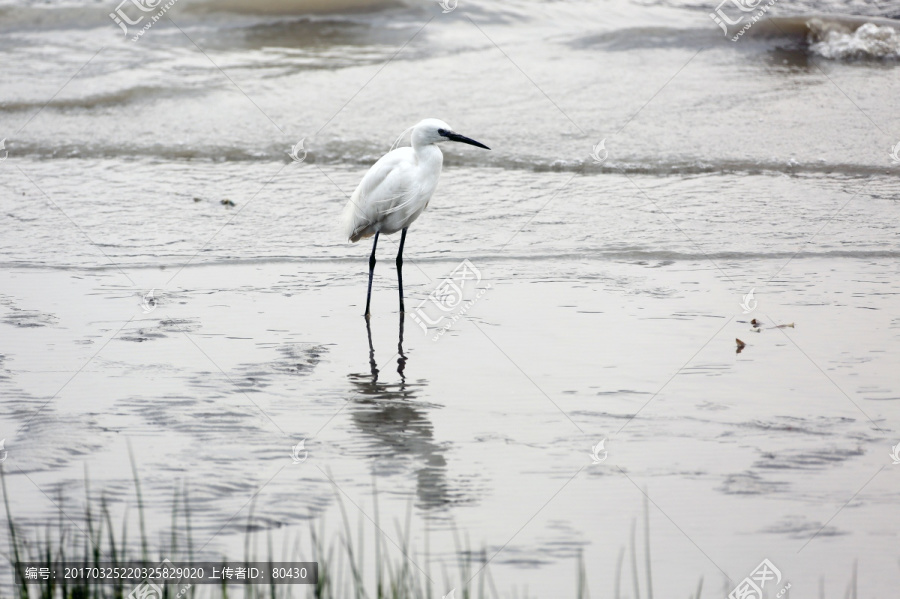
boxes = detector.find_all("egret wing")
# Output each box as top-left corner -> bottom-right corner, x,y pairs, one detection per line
341,148 -> 421,241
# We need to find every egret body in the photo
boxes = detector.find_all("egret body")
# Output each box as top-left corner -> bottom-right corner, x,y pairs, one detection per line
341,118 -> 489,317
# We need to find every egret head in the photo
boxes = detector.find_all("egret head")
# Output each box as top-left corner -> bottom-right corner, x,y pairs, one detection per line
411,118 -> 490,150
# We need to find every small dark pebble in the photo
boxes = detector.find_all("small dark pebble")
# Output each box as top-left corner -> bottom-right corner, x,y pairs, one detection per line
221,199 -> 236,207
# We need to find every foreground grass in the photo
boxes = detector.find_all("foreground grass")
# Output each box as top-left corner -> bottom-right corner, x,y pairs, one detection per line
3,463 -> 862,598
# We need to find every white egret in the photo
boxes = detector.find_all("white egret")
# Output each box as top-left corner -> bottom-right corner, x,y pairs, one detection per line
341,118 -> 490,317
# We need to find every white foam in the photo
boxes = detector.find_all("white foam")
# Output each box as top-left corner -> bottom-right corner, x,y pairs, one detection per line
808,20 -> 900,59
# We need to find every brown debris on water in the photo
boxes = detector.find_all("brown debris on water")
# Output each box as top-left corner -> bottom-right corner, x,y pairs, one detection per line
736,338 -> 746,354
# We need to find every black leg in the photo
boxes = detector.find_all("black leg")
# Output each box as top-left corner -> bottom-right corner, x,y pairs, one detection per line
396,228 -> 408,313
364,232 -> 379,318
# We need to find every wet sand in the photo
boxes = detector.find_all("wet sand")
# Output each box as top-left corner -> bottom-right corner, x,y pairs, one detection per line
1,253 -> 898,596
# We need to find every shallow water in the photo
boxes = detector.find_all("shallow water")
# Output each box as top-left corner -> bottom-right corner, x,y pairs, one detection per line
1,0 -> 900,597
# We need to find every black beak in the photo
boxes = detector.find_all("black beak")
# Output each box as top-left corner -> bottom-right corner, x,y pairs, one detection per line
445,131 -> 490,150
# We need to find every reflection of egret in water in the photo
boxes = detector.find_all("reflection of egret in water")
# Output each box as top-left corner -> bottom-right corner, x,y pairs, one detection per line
347,315 -> 451,509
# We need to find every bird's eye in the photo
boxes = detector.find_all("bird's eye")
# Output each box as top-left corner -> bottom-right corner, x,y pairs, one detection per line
437,128 -> 449,137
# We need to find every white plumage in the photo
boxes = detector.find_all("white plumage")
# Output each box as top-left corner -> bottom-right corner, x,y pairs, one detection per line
341,143 -> 440,242
343,119 -> 441,242
341,118 -> 490,316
